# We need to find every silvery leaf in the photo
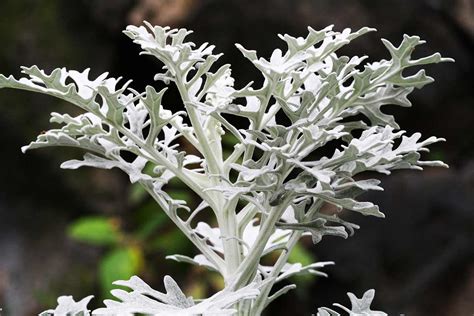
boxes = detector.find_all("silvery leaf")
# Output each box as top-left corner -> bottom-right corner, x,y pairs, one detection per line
94,275 -> 260,316
333,289 -> 387,316
61,153 -> 153,184
40,295 -> 93,316
317,289 -> 386,316
260,261 -> 334,283
166,254 -> 218,272
277,218 -> 350,244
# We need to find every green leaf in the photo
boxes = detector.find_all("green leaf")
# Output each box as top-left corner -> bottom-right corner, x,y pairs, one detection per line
149,229 -> 191,253
288,243 -> 314,266
168,190 -> 192,202
99,247 -> 143,298
129,182 -> 148,204
134,203 -> 169,240
68,216 -> 121,246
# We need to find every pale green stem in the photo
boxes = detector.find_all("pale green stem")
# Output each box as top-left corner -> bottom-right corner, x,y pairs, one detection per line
174,74 -> 242,279
218,198 -> 243,281
251,200 -> 326,313
229,197 -> 293,291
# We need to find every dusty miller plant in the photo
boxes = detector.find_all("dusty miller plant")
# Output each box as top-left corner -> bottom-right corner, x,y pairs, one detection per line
0,22 -> 451,315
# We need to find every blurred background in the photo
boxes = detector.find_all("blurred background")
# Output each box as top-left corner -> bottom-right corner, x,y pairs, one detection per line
0,0 -> 473,315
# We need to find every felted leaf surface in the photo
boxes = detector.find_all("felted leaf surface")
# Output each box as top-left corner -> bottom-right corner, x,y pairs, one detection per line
318,289 -> 387,316
40,295 -> 93,316
93,275 -> 260,316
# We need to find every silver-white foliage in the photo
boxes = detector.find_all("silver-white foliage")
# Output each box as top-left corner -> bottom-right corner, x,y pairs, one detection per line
93,275 -> 260,316
0,22 -> 451,315
40,275 -> 260,316
317,289 -> 386,316
40,295 -> 93,316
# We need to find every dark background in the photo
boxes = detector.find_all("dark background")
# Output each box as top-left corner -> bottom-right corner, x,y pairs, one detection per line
0,0 -> 473,315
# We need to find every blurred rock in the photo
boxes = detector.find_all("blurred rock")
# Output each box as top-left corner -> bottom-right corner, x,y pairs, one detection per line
128,0 -> 199,27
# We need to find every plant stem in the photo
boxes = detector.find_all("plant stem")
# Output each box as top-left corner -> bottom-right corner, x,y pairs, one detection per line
229,197 -> 293,291
175,75 -> 242,281
250,231 -> 303,314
